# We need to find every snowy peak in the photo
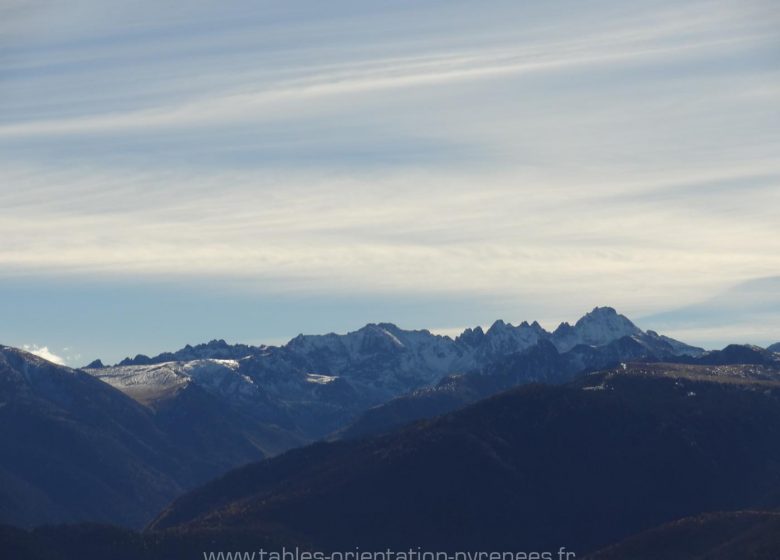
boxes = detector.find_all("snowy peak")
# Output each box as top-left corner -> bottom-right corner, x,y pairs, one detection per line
576,306 -> 637,327
551,306 -> 700,355
474,318 -> 548,359
486,319 -> 509,334
281,322 -> 472,396
90,306 -> 702,413
569,306 -> 640,346
464,307 -> 646,356
357,323 -> 407,350
455,326 -> 485,347
287,322 -> 447,360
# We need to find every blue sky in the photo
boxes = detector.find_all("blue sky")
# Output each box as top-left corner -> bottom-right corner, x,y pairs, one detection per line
1,0 -> 778,365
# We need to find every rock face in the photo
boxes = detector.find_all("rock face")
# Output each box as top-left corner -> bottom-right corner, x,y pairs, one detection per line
338,334 -> 691,440
339,337 -> 778,442
551,306 -> 641,351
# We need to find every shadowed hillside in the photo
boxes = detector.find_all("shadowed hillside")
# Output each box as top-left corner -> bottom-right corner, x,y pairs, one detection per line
149,363 -> 780,555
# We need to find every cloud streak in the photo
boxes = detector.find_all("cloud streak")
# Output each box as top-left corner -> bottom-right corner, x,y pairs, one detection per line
1,163 -> 777,321
0,23 -> 767,138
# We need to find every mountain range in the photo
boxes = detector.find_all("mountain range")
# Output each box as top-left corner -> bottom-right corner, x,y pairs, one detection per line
86,307 -> 704,443
340,338 -> 780,440
1,306 -> 779,559
3,306 -> 708,529
4,361 -> 780,559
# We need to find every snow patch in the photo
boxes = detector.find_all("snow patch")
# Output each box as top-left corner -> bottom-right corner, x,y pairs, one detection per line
88,359 -> 257,402
380,328 -> 404,348
306,373 -> 338,385
583,384 -> 606,391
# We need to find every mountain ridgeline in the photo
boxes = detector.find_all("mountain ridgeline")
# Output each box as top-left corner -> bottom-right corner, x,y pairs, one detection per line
1,306 -> 706,529
1,305 -> 780,559
7,362 -> 780,560
113,306 -> 702,372
88,306 -> 704,444
339,339 -> 780,440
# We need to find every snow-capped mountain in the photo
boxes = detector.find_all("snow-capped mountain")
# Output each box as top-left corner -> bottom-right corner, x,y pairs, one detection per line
89,359 -> 258,405
86,307 -> 701,442
280,322 -> 475,396
551,306 -> 642,351
115,339 -> 263,367
0,307 -> 733,531
456,320 -> 548,362
548,306 -> 705,355
110,308 -> 700,387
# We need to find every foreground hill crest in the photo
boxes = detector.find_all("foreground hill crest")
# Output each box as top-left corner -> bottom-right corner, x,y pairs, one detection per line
148,361 -> 780,556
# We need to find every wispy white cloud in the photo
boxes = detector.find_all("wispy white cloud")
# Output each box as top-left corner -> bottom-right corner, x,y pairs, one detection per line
23,344 -> 66,365
0,18 -> 768,138
0,162 -> 777,320
640,276 -> 780,348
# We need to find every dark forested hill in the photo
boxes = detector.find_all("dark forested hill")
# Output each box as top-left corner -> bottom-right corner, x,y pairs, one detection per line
148,363 -> 780,556
0,346 -> 267,528
585,511 -> 780,560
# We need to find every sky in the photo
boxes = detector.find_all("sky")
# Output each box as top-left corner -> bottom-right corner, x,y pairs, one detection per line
1,0 -> 778,365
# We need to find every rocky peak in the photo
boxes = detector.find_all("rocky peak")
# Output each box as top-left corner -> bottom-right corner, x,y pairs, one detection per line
357,323 -> 406,351
456,326 -> 485,347
486,319 -> 509,335
553,322 -> 575,336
